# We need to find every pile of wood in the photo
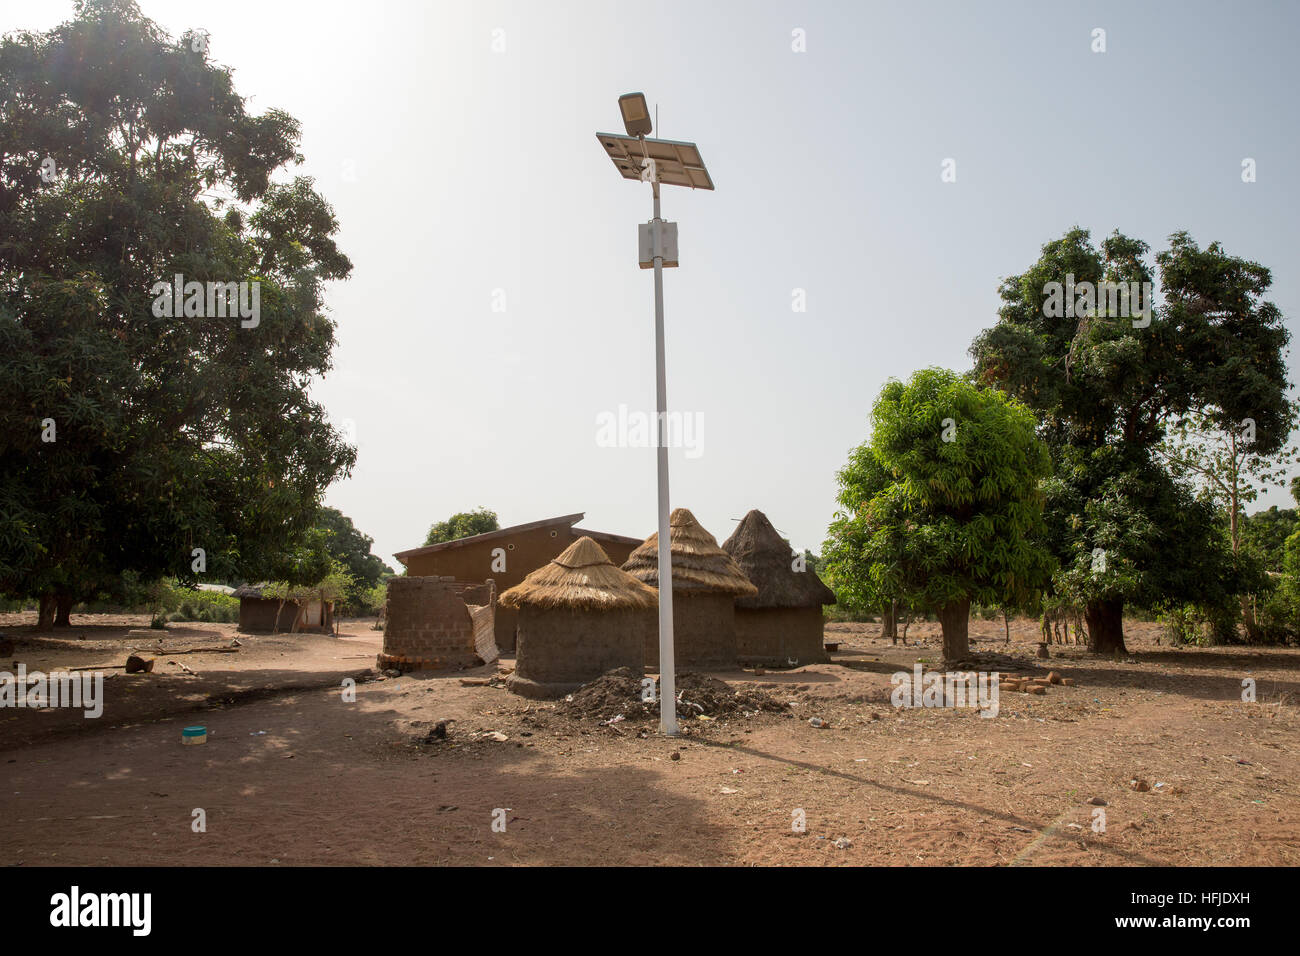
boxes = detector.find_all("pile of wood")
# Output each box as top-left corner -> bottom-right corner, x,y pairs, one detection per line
998,670 -> 1075,695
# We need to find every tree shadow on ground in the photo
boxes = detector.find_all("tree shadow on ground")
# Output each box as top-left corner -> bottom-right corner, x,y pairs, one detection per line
687,736 -> 1167,866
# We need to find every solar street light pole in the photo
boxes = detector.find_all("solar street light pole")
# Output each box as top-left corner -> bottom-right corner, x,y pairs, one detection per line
598,94 -> 713,736
650,176 -> 678,737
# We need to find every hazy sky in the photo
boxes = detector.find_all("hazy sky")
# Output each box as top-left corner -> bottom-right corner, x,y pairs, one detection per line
5,0 -> 1299,568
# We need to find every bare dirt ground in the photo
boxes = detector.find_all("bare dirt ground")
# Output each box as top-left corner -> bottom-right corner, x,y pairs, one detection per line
1,613 -> 1296,866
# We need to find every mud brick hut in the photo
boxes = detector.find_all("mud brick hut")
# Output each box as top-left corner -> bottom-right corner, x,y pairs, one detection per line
499,536 -> 657,699
722,509 -> 835,667
393,513 -> 641,653
622,508 -> 757,670
378,577 -> 498,672
233,585 -> 334,634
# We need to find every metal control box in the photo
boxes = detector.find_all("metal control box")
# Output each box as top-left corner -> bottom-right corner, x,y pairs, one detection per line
638,221 -> 679,268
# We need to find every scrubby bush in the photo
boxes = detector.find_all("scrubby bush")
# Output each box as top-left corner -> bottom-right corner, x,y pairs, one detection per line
160,586 -> 239,623
1158,602 -> 1239,646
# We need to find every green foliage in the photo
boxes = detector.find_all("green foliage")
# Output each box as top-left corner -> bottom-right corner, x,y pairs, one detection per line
1158,410 -> 1299,548
0,0 -> 355,609
424,508 -> 499,547
970,228 -> 1291,634
1043,444 -> 1246,613
1241,505 -> 1299,573
314,507 -> 393,611
1158,602 -> 1239,647
164,588 -> 239,624
361,582 -> 388,616
822,368 -> 1054,618
263,559 -> 354,615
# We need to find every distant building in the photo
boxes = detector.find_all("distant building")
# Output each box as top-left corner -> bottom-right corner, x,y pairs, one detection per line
195,583 -> 236,595
393,513 -> 642,652
232,584 -> 334,634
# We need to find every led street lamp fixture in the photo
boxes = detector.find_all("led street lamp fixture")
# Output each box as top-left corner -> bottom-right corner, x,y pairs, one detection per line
618,92 -> 653,136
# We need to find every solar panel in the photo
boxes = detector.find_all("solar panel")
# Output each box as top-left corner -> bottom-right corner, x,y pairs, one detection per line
596,133 -> 715,190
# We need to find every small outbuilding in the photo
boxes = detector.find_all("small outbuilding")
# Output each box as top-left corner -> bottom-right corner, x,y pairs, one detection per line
722,509 -> 835,667
499,536 -> 657,699
379,576 -> 497,672
622,508 -> 757,671
233,584 -> 334,634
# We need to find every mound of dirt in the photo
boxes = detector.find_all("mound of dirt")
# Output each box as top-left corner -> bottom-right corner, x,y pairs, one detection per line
558,668 -> 786,723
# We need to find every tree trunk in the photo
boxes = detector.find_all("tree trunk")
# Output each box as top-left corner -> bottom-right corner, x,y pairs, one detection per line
1003,608 -> 1010,645
1085,598 -> 1127,655
938,597 -> 971,663
882,601 -> 897,641
1240,594 -> 1258,642
36,593 -> 56,631
54,593 -> 74,628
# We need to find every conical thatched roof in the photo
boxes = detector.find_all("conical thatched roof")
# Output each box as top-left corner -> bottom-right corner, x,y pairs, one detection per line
622,508 -> 758,597
499,536 -> 658,611
722,509 -> 836,609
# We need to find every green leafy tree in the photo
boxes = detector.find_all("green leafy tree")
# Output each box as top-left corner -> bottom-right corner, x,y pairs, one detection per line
972,228 -> 1291,652
263,559 -> 354,634
822,446 -> 910,631
1250,480 -> 1300,643
1156,408 -> 1299,636
1157,409 -> 1299,559
0,0 -> 355,627
424,508 -> 499,547
1241,503 -> 1299,574
314,506 -> 393,610
823,368 -> 1054,663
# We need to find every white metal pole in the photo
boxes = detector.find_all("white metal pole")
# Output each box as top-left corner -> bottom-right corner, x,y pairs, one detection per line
651,179 -> 677,736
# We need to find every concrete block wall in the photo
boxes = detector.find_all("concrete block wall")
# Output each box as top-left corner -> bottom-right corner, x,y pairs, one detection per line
380,576 -> 482,671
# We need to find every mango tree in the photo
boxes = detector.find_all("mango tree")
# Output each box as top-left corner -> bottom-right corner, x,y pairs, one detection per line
824,368 -> 1054,663
972,229 -> 1291,652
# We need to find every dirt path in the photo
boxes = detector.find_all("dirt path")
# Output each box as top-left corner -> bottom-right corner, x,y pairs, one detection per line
1,616 -> 1297,866
0,615 -> 380,749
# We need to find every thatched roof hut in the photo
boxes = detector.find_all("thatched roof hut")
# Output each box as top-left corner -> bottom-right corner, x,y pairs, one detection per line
500,535 -> 658,612
232,583 -> 333,634
722,509 -> 835,667
622,508 -> 757,597
501,537 -> 656,698
622,508 -> 755,670
723,510 -> 835,609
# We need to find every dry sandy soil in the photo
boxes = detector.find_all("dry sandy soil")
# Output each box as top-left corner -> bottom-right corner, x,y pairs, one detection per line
1,612 -> 1296,866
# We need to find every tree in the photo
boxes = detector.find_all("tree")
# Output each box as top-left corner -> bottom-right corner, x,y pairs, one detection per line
424,508 -> 499,547
823,368 -> 1054,663
1241,503 -> 1299,574
1158,410 -> 1298,557
821,447 -> 911,639
1157,409 -> 1299,636
263,560 -> 354,634
0,0 -> 355,626
972,228 -> 1291,652
314,507 -> 393,611
1043,443 -> 1245,646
